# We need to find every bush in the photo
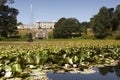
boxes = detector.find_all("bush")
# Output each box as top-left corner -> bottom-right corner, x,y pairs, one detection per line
79,34 -> 96,39
0,35 -> 28,41
0,37 -> 5,41
48,31 -> 54,39
9,35 -> 21,38
95,35 -> 106,39
27,33 -> 33,42
115,35 -> 120,40
104,35 -> 115,39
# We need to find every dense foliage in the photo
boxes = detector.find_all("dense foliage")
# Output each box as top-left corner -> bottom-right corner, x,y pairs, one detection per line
0,0 -> 18,38
90,7 -> 113,38
53,18 -> 82,38
90,5 -> 120,39
0,40 -> 120,78
0,0 -> 14,5
53,4 -> 120,39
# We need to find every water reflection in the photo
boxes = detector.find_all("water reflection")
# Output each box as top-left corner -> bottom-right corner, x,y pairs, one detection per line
98,62 -> 120,78
98,66 -> 114,75
47,62 -> 120,80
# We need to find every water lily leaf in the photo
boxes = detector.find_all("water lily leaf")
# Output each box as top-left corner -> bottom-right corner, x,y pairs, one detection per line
20,72 -> 29,78
62,54 -> 67,59
4,65 -> 12,72
26,56 -> 34,64
74,56 -> 79,63
0,66 -> 2,72
12,63 -> 22,73
66,57 -> 73,64
35,55 -> 40,64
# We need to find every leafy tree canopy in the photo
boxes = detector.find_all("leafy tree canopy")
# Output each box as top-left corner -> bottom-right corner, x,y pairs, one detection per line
90,6 -> 114,38
0,0 -> 18,38
53,17 -> 82,38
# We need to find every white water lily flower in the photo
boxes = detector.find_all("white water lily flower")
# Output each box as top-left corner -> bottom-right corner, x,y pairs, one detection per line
5,71 -> 12,78
99,54 -> 103,57
29,65 -> 35,68
73,64 -> 77,68
65,64 -> 70,68
81,63 -> 85,65
0,64 -> 2,66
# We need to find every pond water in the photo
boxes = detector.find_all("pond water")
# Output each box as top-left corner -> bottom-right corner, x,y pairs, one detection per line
47,63 -> 120,80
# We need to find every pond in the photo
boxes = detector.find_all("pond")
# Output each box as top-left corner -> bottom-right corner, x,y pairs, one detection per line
47,63 -> 120,80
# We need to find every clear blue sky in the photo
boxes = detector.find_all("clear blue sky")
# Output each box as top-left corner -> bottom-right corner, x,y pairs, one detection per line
12,0 -> 119,24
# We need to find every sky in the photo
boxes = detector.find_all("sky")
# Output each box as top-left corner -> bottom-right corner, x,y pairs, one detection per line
11,0 -> 120,24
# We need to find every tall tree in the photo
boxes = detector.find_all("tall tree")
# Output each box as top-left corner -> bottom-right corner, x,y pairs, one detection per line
112,4 -> 120,31
0,0 -> 18,38
53,17 -> 66,38
53,17 -> 81,38
90,7 -> 113,38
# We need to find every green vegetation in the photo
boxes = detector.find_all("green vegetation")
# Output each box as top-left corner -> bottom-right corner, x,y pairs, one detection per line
0,0 -> 18,38
1,0 -> 120,40
53,18 -> 82,38
0,0 -> 120,79
90,5 -> 120,39
53,4 -> 120,39
0,40 -> 120,78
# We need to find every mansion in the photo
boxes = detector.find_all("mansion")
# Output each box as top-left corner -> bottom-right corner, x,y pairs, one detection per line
17,21 -> 56,39
17,21 -> 56,29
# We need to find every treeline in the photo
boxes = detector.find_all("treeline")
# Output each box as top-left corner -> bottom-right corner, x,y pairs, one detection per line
0,0 -> 120,40
53,4 -> 120,39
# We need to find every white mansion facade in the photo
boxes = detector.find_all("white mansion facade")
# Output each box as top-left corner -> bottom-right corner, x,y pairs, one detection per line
17,21 -> 56,29
17,21 -> 56,39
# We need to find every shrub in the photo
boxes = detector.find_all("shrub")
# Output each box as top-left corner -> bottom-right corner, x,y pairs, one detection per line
48,31 -> 54,39
115,35 -> 120,40
79,34 -> 96,39
27,33 -> 33,42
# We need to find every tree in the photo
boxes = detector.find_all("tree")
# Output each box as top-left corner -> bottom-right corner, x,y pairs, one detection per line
27,33 -> 33,42
81,22 -> 90,28
90,7 -> 113,38
53,17 -> 66,38
81,22 -> 90,34
112,4 -> 120,31
115,5 -> 120,23
112,4 -> 120,39
53,17 -> 81,38
0,0 -> 14,5
0,0 -> 18,38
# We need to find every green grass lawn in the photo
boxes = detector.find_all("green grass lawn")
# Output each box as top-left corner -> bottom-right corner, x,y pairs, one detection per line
0,39 -> 120,48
